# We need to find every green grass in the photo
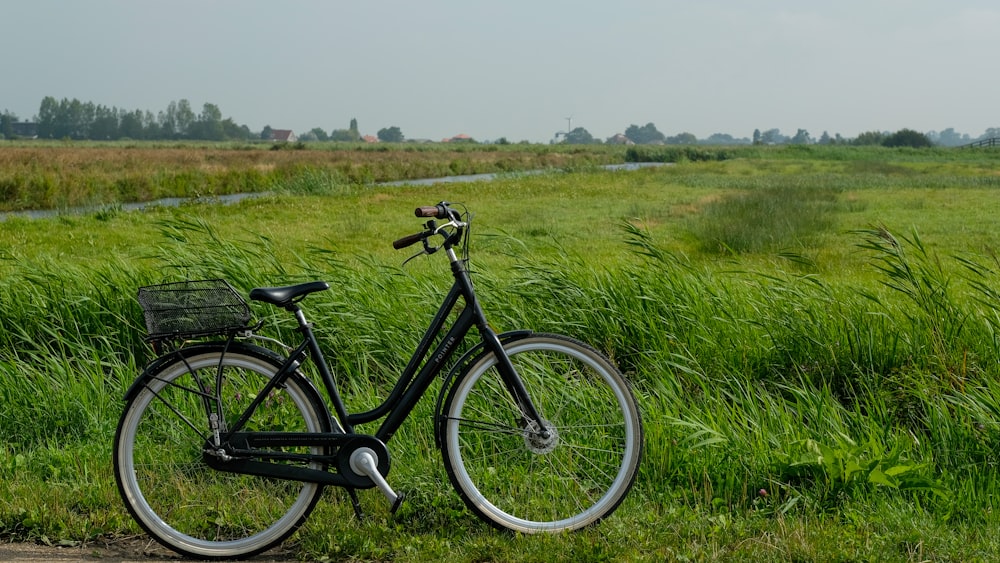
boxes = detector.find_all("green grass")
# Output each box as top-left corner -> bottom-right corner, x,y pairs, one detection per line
4,145 -> 1000,560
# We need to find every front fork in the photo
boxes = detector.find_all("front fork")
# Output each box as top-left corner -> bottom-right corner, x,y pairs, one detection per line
479,326 -> 551,440
449,245 -> 551,440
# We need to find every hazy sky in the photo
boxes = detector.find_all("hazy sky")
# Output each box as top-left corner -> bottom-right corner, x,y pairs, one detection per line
4,1 -> 999,142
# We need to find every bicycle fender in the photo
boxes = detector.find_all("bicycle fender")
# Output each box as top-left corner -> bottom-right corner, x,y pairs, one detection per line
432,329 -> 533,448
122,347 -> 204,402
121,342 -> 327,422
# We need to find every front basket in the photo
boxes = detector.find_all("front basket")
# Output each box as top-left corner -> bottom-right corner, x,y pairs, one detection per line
137,279 -> 252,339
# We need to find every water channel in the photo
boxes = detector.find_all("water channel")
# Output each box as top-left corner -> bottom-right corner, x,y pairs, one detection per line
2,162 -> 665,221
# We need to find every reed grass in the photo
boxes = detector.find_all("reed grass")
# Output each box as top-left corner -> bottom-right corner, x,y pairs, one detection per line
0,144 -> 624,211
4,146 -> 1000,560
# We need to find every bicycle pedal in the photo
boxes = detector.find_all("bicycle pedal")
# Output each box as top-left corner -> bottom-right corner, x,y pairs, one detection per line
390,491 -> 405,515
349,447 -> 401,509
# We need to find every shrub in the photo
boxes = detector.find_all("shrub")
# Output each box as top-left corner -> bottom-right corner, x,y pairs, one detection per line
883,129 -> 933,148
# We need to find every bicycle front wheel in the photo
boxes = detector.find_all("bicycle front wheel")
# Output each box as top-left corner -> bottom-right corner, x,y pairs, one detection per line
441,333 -> 643,533
113,344 -> 332,560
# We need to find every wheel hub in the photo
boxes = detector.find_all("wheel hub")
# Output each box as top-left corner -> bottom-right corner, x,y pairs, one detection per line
522,418 -> 559,454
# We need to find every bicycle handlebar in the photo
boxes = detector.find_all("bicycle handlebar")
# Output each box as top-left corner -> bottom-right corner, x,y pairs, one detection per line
393,202 -> 463,251
415,204 -> 448,219
392,231 -> 426,250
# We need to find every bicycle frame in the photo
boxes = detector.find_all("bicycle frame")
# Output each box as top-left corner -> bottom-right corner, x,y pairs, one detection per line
200,228 -> 547,491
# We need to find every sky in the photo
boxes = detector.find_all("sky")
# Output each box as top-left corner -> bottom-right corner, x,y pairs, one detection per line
3,1 -> 999,143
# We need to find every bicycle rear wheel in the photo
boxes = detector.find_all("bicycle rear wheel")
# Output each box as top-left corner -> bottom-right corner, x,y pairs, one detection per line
113,344 -> 332,560
441,333 -> 643,533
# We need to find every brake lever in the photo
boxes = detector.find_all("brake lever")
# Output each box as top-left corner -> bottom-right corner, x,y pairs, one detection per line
401,251 -> 425,267
400,219 -> 462,267
401,237 -> 438,267
433,219 -> 466,234
422,237 -> 439,255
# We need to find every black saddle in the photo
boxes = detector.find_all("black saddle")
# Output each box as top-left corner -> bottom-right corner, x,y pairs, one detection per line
249,281 -> 330,308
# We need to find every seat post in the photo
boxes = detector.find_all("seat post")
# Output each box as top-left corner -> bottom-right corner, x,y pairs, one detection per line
292,306 -> 309,329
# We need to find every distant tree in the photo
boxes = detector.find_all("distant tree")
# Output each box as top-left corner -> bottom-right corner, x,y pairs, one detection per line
218,118 -> 247,140
624,122 -> 666,144
89,105 -> 118,140
941,127 -> 999,146
35,97 -> 88,139
158,102 -> 177,138
789,129 -> 812,144
931,128 -> 969,146
702,133 -> 749,145
329,129 -> 355,141
752,128 -> 762,145
74,99 -> 94,138
666,132 -> 697,145
37,96 -> 59,138
853,131 -> 887,145
981,127 -> 1000,140
330,118 -> 361,141
174,99 -> 195,138
306,127 -> 329,141
882,128 -> 932,148
190,103 -> 224,140
377,126 -> 404,143
58,98 -> 90,139
759,128 -> 786,144
563,127 -> 595,144
117,110 -> 131,138
158,99 -> 195,139
120,109 -> 145,139
261,125 -> 273,140
141,111 -> 159,138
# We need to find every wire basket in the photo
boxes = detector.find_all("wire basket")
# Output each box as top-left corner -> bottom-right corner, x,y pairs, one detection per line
137,279 -> 252,339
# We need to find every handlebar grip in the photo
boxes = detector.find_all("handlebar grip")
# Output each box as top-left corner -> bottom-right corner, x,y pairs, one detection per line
415,204 -> 446,218
392,232 -> 425,250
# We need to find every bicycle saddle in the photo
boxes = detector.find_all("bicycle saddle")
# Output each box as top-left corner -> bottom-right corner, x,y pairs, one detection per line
249,281 -> 330,307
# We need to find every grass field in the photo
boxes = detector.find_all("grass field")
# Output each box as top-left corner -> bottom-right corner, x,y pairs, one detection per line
3,143 -> 1000,561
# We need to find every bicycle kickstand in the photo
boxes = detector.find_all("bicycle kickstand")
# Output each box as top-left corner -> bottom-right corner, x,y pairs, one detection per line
347,488 -> 364,520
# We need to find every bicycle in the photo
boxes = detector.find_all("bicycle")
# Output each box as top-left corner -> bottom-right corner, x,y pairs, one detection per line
113,202 -> 644,560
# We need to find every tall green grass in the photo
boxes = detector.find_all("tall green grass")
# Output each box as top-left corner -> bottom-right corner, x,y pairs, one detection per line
5,153 -> 1000,559
4,211 -> 1000,559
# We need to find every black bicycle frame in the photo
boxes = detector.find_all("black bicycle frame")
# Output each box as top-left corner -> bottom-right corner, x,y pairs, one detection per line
212,242 -> 547,483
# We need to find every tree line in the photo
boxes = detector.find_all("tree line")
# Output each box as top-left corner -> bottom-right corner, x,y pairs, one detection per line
568,122 -> 997,148
0,97 -> 256,141
2,96 -> 999,147
0,97 -> 405,143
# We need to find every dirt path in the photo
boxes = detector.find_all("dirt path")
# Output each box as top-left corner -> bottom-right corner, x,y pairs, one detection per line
0,539 -> 297,562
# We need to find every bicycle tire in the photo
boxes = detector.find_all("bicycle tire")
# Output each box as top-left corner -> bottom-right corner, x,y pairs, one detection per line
113,344 -> 332,560
441,333 -> 643,533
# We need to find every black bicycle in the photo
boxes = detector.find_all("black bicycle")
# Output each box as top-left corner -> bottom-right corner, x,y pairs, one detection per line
113,202 -> 644,560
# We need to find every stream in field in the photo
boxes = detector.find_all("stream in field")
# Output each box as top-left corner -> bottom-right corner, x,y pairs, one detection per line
1,162 -> 665,221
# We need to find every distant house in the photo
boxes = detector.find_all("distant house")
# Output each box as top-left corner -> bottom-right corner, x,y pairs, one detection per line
606,133 -> 635,145
10,122 -> 38,138
362,135 -> 379,143
270,129 -> 297,142
444,134 -> 474,143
